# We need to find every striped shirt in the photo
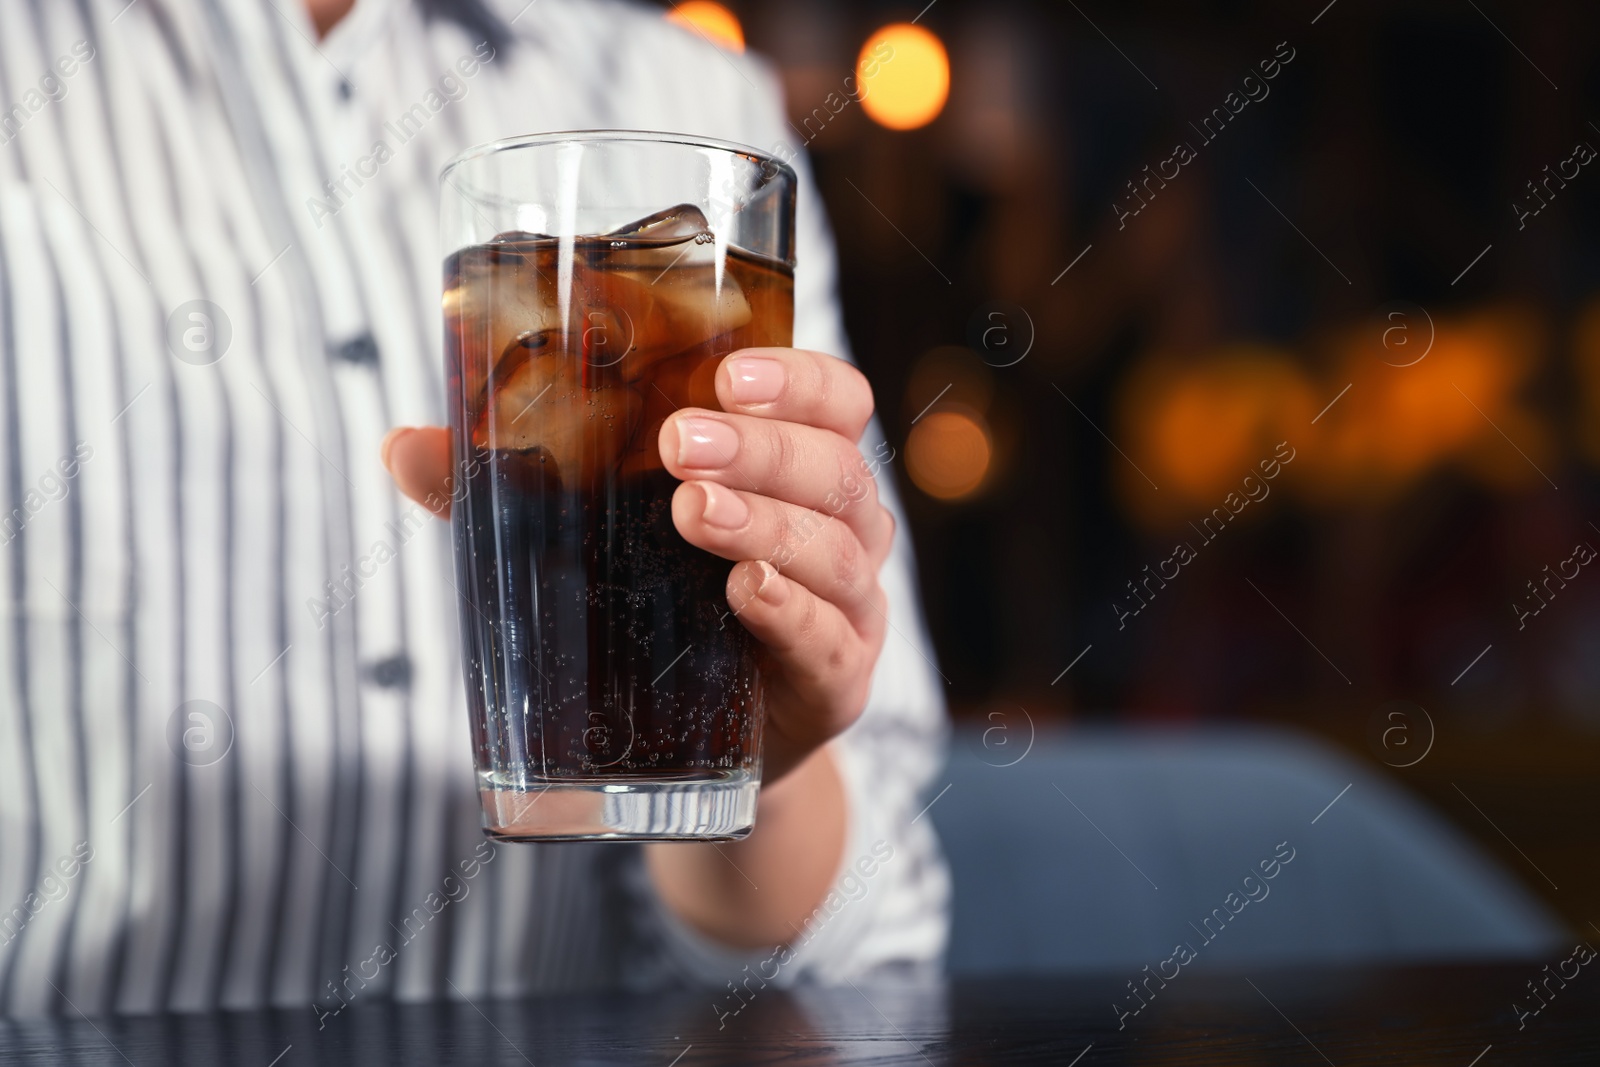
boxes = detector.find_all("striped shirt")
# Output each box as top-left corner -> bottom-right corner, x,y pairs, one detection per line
0,0 -> 948,1019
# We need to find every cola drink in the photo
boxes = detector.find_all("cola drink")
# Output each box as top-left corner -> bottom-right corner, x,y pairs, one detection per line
444,204 -> 793,839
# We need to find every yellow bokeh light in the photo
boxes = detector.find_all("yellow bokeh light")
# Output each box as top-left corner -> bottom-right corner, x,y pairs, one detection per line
665,2 -> 745,53
907,409 -> 992,500
858,23 -> 950,131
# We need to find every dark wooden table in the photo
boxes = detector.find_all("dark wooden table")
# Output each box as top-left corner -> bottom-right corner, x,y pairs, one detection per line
1,961 -> 1593,1064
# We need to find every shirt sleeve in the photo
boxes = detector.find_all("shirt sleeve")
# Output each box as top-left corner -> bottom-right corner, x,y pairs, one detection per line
614,38 -> 951,990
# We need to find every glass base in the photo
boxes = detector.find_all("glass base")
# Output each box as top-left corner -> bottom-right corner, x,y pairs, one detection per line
478,769 -> 759,841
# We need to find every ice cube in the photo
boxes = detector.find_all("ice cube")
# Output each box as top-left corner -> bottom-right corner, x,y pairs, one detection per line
616,264 -> 751,380
448,237 -> 564,414
473,345 -> 642,484
606,204 -> 715,244
587,205 -> 752,378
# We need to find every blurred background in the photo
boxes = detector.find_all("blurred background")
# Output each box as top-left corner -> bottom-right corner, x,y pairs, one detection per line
658,0 -> 1600,932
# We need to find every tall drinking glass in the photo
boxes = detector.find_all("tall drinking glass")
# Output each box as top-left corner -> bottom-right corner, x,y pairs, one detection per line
441,131 -> 796,840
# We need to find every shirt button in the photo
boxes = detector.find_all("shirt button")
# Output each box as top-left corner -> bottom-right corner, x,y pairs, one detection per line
365,654 -> 413,690
338,79 -> 354,100
332,332 -> 379,366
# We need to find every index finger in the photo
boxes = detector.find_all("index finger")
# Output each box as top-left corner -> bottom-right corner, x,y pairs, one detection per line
716,348 -> 875,443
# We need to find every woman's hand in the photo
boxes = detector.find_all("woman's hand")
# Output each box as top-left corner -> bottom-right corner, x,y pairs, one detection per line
381,347 -> 893,786
385,348 -> 890,945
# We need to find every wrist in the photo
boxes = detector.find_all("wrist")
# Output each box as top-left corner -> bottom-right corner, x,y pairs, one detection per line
645,745 -> 847,949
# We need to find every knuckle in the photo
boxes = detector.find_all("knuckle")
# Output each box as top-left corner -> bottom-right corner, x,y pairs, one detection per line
808,353 -> 873,434
772,510 -> 811,567
832,443 -> 878,513
863,583 -> 890,639
830,530 -> 864,590
766,423 -> 800,488
824,633 -> 852,674
850,365 -> 874,413
795,593 -> 824,644
811,353 -> 836,409
840,362 -> 874,431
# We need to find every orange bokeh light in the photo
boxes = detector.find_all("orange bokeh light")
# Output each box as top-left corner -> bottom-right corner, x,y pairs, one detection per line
907,409 -> 992,500
1114,306 -> 1554,528
858,23 -> 950,131
1309,305 -> 1551,500
1116,348 -> 1319,526
665,2 -> 744,53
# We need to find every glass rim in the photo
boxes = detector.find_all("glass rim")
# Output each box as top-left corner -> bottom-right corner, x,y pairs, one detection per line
439,128 -> 797,185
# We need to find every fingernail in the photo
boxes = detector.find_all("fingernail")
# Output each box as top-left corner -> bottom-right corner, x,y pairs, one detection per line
727,357 -> 786,405
755,560 -> 789,605
699,483 -> 750,529
676,416 -> 740,470
380,427 -> 414,470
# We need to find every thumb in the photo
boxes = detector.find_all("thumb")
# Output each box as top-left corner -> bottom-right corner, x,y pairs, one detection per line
381,426 -> 454,518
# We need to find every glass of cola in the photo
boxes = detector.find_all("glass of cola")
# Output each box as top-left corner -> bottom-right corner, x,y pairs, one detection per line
441,131 -> 796,840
